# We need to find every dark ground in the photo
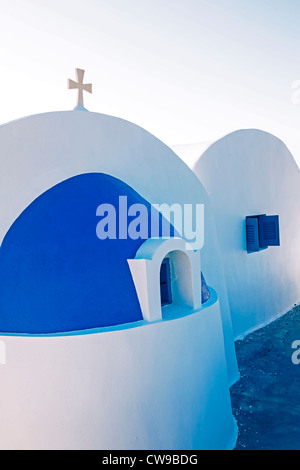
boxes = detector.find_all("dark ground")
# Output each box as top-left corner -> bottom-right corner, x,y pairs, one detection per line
230,304 -> 300,450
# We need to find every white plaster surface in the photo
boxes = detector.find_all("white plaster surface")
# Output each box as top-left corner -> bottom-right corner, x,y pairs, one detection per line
0,341 -> 5,365
189,129 -> 300,339
0,111 -> 238,384
0,295 -> 237,450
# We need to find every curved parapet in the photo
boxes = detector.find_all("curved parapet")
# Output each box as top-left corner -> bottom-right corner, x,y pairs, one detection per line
0,289 -> 237,450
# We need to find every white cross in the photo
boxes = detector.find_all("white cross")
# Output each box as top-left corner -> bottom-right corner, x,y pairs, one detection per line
68,68 -> 92,108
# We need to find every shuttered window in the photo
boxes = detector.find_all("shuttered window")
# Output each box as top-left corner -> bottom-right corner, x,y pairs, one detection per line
258,215 -> 280,247
246,217 -> 260,252
246,214 -> 280,252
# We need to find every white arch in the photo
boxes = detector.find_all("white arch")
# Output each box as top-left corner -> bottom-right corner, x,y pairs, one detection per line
128,237 -> 202,322
0,111 -> 207,248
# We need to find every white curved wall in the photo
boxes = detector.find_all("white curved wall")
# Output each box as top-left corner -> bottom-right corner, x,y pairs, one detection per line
0,111 -> 238,384
0,295 -> 237,450
192,129 -> 300,339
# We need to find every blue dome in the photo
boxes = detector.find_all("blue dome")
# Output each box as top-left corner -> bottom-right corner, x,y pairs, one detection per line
0,172 -> 210,334
0,173 -> 175,334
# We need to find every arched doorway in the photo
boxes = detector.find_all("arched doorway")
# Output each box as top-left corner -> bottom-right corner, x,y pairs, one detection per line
128,237 -> 202,323
160,250 -> 194,311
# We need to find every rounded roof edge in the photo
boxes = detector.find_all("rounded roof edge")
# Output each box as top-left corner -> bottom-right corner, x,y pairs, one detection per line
193,128 -> 299,173
0,109 -> 174,155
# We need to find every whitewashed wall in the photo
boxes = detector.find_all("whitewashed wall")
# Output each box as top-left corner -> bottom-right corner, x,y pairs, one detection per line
0,111 -> 239,384
189,129 -> 300,339
0,295 -> 237,450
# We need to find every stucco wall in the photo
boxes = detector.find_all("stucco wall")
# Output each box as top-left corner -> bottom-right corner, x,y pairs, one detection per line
192,129 -> 300,339
0,294 -> 237,450
0,111 -> 239,383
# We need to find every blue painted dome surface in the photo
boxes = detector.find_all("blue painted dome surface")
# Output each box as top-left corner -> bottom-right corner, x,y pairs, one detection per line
0,172 -> 210,334
0,173 -> 172,334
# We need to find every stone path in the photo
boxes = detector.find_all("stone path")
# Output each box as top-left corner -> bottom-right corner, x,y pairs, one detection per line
230,305 -> 300,450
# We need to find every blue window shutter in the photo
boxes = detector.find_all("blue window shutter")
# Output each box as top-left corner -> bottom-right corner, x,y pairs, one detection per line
258,215 -> 280,247
246,217 -> 260,252
160,258 -> 172,306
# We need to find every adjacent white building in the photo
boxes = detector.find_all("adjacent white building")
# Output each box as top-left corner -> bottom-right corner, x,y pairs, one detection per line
174,129 -> 300,339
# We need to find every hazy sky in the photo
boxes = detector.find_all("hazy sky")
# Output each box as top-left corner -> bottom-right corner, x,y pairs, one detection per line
1,0 -> 300,167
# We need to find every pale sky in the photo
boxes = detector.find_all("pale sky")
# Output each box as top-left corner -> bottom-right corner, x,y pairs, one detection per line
1,0 -> 300,167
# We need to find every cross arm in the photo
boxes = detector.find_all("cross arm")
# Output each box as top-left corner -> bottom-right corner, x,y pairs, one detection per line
83,83 -> 92,94
68,79 -> 79,90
